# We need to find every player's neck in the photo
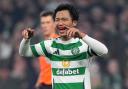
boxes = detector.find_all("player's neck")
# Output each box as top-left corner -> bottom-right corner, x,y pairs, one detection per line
44,33 -> 55,40
61,36 -> 71,41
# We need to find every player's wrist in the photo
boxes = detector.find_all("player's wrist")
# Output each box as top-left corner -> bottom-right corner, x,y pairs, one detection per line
82,34 -> 89,42
23,38 -> 30,43
23,37 -> 30,40
80,32 -> 86,38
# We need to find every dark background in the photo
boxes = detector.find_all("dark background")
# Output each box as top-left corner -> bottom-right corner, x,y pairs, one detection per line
0,0 -> 128,89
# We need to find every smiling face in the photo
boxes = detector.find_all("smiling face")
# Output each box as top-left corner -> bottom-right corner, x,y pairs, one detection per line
55,10 -> 77,37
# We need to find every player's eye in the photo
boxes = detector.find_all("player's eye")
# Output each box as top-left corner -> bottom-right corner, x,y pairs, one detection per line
55,18 -> 59,22
61,18 -> 68,21
46,21 -> 50,24
41,22 -> 45,24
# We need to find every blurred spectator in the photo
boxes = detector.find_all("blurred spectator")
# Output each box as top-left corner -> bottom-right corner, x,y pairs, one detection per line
0,0 -> 127,89
103,59 -> 123,89
124,69 -> 128,89
10,55 -> 28,89
0,64 -> 25,89
90,62 -> 103,89
0,34 -> 13,61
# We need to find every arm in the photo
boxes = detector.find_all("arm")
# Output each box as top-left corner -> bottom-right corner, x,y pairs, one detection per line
19,38 -> 33,57
82,35 -> 108,56
19,38 -> 45,57
65,27 -> 108,56
19,28 -> 44,57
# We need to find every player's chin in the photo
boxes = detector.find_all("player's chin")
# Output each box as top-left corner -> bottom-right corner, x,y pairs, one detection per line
42,31 -> 50,36
59,33 -> 67,37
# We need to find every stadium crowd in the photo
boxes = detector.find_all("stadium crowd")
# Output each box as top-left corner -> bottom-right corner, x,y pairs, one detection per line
0,0 -> 128,89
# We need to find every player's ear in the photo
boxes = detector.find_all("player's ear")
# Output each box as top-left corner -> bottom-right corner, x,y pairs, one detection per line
73,21 -> 77,26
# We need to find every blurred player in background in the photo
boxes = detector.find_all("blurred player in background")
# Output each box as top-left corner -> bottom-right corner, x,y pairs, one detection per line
36,11 -> 59,89
19,4 -> 108,89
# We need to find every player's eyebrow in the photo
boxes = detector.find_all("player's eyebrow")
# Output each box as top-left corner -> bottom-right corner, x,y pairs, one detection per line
55,17 -> 71,20
55,17 -> 59,20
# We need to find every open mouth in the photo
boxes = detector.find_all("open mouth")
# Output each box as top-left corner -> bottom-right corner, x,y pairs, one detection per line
59,29 -> 66,33
57,26 -> 67,34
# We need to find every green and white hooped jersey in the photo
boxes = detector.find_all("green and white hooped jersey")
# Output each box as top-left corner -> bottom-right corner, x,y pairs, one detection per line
30,38 -> 95,89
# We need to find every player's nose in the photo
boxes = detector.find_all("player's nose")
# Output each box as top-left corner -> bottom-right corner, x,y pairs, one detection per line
57,20 -> 64,25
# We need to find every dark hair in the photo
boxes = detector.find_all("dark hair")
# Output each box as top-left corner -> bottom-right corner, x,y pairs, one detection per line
40,10 -> 54,17
53,3 -> 79,21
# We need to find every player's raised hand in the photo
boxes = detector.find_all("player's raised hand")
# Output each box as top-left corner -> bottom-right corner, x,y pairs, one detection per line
65,26 -> 86,38
22,28 -> 34,39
